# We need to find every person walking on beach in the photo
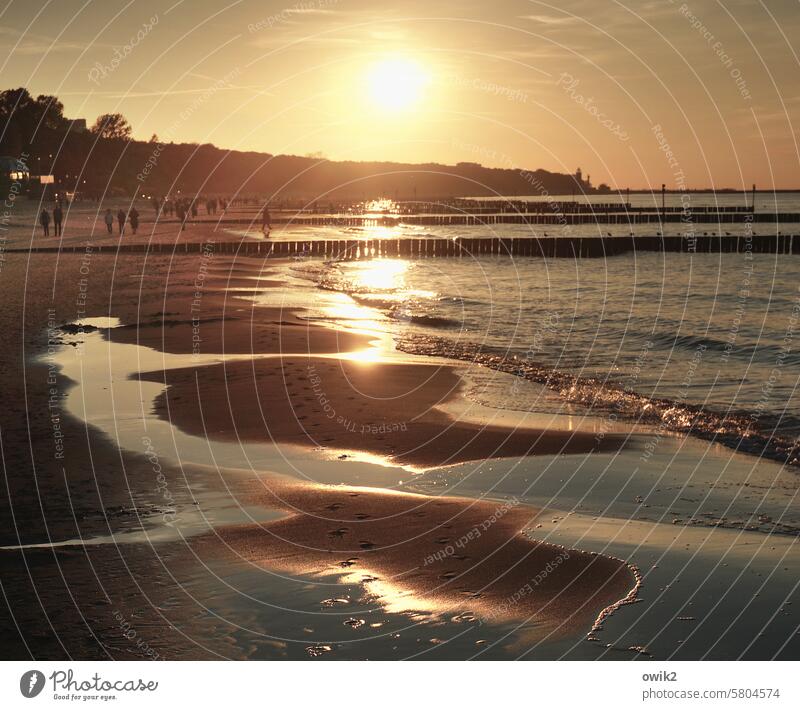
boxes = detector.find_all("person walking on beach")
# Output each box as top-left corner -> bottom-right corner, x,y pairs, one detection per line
39,208 -> 50,237
176,202 -> 187,231
117,209 -> 126,236
261,204 -> 271,235
129,207 -> 139,235
104,208 -> 113,234
53,203 -> 63,237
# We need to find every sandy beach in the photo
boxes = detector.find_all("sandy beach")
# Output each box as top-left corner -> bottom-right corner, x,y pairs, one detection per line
3,169 -> 800,668
6,9 -> 800,704
0,225 -> 644,659
1,201 -> 798,662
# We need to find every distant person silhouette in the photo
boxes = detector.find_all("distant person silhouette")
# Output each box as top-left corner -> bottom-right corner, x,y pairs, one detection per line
39,209 -> 50,237
104,209 -> 114,234
53,204 -> 63,237
117,209 -> 126,236
129,207 -> 139,234
261,205 -> 271,235
176,202 -> 187,231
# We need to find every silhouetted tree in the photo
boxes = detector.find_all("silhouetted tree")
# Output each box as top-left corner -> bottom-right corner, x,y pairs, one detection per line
31,94 -> 66,130
0,88 -> 67,155
90,113 -> 132,140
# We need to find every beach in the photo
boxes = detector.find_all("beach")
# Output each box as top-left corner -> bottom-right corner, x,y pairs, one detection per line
5,6 -> 800,703
0,207 -> 798,660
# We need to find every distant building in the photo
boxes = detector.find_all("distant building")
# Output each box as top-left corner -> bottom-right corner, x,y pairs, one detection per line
575,167 -> 592,190
66,118 -> 88,133
0,156 -> 30,181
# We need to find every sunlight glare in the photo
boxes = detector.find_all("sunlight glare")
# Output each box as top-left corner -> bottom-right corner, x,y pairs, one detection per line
367,58 -> 430,111
353,259 -> 408,289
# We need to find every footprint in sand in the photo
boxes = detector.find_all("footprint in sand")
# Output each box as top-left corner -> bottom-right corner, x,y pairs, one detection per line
320,598 -> 349,607
359,541 -> 375,550
306,645 -> 333,657
328,527 -> 349,537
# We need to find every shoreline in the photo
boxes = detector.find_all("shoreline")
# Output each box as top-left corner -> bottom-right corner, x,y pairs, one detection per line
97,251 -> 639,635
4,240 -> 796,659
0,244 -> 639,649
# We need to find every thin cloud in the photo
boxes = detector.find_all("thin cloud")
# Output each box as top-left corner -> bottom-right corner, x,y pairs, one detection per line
58,85 -> 275,99
520,14 -> 579,26
0,27 -> 88,54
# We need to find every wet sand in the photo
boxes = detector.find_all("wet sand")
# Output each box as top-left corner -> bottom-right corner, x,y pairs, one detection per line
195,474 -> 635,637
127,246 -> 627,469
0,236 -> 637,658
142,356 -> 626,469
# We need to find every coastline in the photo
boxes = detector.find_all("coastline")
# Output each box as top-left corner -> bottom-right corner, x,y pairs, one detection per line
0,240 -> 639,656
2,233 -> 797,660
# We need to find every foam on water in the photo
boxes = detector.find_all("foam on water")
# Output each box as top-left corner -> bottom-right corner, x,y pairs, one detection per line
307,252 -> 800,469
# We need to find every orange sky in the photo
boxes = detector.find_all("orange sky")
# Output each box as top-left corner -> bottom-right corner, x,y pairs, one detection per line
3,0 -> 800,188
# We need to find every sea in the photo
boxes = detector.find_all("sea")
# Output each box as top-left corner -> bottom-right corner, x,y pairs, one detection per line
14,192 -> 797,661
285,193 -> 800,470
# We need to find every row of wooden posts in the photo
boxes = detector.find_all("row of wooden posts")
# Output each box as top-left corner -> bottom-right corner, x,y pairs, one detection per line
21,234 -> 800,258
212,212 -> 799,227
431,203 -> 755,215
275,203 -> 755,216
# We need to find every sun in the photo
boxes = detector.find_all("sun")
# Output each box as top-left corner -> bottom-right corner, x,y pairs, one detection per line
367,57 -> 430,112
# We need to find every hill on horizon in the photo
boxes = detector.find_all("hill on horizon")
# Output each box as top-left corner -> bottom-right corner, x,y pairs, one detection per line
0,87 -> 602,200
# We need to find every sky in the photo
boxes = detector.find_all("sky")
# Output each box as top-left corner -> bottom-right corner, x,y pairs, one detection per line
2,0 -> 800,189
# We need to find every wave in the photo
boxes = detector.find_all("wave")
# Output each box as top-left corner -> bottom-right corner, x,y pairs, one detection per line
395,333 -> 800,469
306,258 -> 800,465
630,329 -> 800,365
393,312 -> 462,329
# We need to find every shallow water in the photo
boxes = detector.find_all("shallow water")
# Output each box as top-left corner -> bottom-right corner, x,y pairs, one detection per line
33,268 -> 800,659
298,253 -> 800,468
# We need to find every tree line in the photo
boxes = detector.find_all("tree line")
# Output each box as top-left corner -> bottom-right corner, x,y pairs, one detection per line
0,87 -> 602,200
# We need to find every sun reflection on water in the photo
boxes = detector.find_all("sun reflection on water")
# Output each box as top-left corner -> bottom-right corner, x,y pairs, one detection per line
351,258 -> 408,289
362,198 -> 399,214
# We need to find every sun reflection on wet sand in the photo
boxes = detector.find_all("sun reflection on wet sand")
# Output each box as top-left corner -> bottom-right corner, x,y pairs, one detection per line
339,348 -> 384,364
340,568 -> 450,617
318,292 -> 386,327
